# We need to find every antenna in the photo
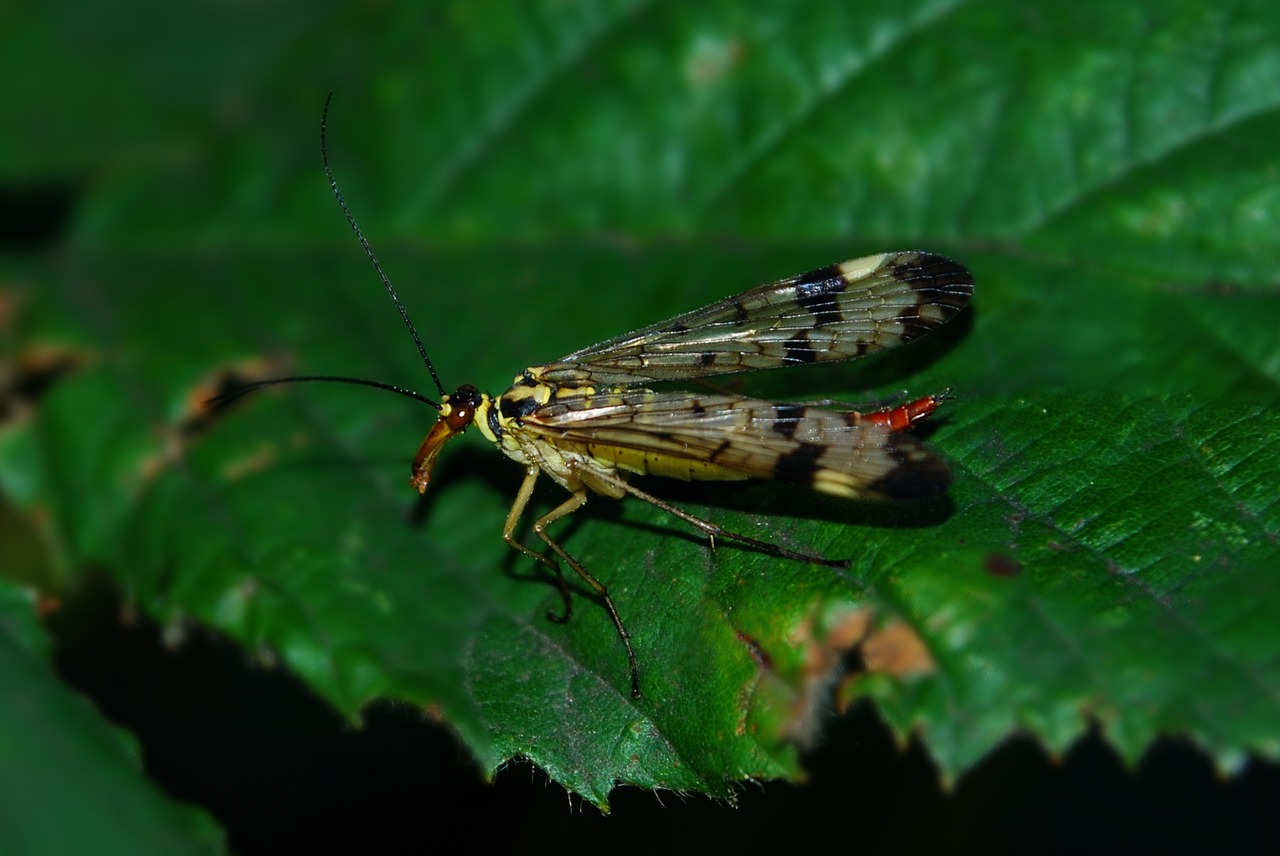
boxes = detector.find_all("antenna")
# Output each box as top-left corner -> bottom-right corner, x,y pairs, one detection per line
321,91 -> 447,399
207,95 -> 446,415
210,375 -> 440,409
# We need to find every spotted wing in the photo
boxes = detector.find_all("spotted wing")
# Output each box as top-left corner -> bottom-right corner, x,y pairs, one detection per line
523,390 -> 951,500
531,251 -> 972,387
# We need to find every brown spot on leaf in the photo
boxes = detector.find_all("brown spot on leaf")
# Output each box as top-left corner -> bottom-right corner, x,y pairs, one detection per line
137,356 -> 291,484
783,609 -> 872,746
785,609 -> 937,745
736,629 -> 773,671
984,552 -> 1022,577
0,343 -> 90,428
0,287 -> 90,426
860,621 -> 935,678
176,356 -> 292,440
821,609 -> 873,653
220,442 -> 283,482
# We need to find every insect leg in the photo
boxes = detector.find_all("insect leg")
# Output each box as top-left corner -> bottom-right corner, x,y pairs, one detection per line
533,491 -> 641,700
501,467 -> 642,698
603,472 -> 848,569
501,466 -> 574,621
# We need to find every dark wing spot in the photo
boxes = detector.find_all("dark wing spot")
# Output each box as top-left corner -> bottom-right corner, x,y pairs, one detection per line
782,334 -> 820,364
772,442 -> 825,484
699,351 -> 718,366
793,266 -> 848,327
692,401 -> 707,416
733,299 -> 750,325
892,253 -> 974,310
886,254 -> 975,341
661,322 -> 689,333
793,263 -> 846,287
894,302 -> 932,342
771,404 -> 805,439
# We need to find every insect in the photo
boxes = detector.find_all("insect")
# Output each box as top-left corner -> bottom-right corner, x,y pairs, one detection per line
222,95 -> 973,700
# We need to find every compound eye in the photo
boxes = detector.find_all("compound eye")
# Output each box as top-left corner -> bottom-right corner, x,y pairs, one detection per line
445,404 -> 472,431
444,384 -> 482,432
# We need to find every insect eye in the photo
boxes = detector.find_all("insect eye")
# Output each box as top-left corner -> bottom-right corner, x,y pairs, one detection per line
444,384 -> 482,431
445,406 -> 473,431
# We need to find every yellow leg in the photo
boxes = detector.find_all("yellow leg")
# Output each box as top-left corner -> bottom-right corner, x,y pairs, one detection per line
501,466 -> 642,699
502,467 -> 573,616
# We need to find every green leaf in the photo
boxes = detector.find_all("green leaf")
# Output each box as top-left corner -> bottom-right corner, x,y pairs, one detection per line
0,577 -> 225,855
3,0 -> 1278,810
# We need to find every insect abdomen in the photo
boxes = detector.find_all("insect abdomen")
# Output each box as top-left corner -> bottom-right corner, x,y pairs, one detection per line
575,441 -> 751,483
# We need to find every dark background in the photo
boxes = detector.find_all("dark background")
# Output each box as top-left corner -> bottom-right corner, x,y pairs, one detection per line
51,584 -> 1280,854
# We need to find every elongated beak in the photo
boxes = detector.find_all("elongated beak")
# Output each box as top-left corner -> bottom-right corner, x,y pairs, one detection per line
410,417 -> 460,494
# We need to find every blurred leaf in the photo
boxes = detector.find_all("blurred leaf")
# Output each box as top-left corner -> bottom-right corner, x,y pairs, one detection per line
2,0 -> 1278,809
0,580 -> 224,855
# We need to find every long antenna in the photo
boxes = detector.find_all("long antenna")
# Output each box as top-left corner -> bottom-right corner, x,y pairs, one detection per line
210,375 -> 441,409
321,91 -> 447,399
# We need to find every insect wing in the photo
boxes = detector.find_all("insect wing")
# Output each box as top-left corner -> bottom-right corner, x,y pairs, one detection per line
532,251 -> 972,387
524,391 -> 951,500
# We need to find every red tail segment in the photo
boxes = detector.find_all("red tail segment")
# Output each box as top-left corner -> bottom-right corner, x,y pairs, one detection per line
864,390 -> 952,431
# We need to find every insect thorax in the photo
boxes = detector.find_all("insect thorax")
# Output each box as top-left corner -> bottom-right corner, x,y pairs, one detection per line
470,376 -> 626,498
